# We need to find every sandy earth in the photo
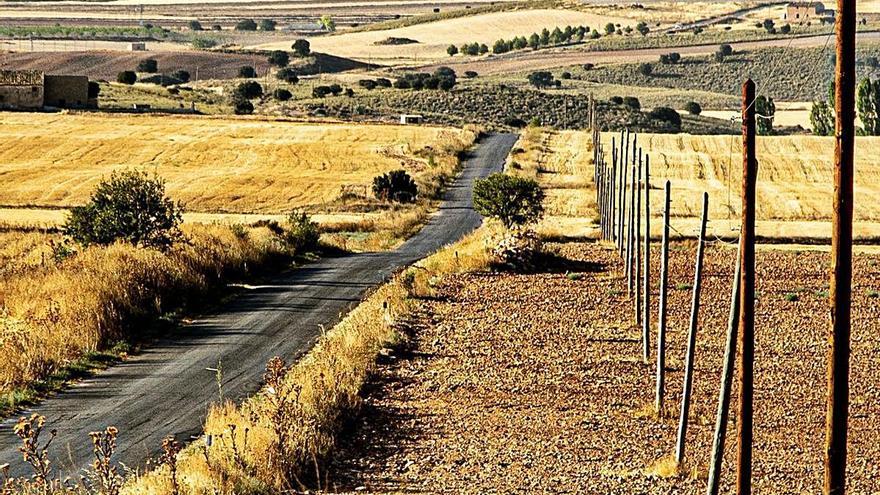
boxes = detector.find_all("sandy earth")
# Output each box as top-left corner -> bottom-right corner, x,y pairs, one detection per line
329,241 -> 880,493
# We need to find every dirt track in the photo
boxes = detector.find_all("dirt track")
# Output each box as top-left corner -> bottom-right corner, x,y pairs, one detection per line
331,241 -> 880,493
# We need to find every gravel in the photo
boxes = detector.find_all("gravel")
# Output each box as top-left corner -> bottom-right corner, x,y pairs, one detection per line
329,241 -> 880,493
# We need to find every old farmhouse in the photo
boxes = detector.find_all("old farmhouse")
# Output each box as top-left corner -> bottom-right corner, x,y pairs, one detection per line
785,2 -> 835,23
0,70 -> 95,110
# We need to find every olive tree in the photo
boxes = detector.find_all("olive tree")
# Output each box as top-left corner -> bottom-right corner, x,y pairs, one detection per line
473,173 -> 544,229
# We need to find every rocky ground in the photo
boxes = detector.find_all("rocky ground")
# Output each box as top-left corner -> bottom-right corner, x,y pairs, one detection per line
327,241 -> 880,493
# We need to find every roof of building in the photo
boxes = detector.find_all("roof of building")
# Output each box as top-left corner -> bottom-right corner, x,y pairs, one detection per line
0,69 -> 43,87
788,1 -> 824,7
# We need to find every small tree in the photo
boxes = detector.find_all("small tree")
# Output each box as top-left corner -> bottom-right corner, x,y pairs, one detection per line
529,33 -> 541,49
273,88 -> 292,101
638,63 -> 653,76
137,59 -> 158,73
780,23 -> 791,34
684,101 -> 702,115
276,68 -> 299,83
319,14 -> 336,32
810,100 -> 834,136
373,170 -> 418,203
64,170 -> 183,248
528,71 -> 555,88
359,79 -> 378,90
292,39 -> 311,57
649,106 -> 682,131
260,19 -> 277,31
719,43 -> 733,56
233,99 -> 254,114
235,19 -> 258,31
857,77 -> 880,135
473,174 -> 544,229
447,44 -> 459,56
604,22 -> 616,35
636,21 -> 650,35
235,80 -> 263,99
189,20 -> 203,31
623,96 -> 641,111
238,65 -> 257,78
117,71 -> 137,85
268,50 -> 289,67
171,70 -> 191,83
755,95 -> 776,135
285,210 -> 319,251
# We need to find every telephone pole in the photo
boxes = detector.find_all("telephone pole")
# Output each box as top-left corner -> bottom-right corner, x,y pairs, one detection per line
825,0 -> 855,493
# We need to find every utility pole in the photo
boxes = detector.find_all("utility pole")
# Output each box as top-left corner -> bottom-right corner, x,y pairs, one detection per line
826,0 -> 855,493
736,78 -> 757,495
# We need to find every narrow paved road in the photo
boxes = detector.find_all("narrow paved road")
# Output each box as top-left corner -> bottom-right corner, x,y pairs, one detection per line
0,132 -> 518,479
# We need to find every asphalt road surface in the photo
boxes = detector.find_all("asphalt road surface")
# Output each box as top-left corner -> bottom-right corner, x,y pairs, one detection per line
0,132 -> 518,479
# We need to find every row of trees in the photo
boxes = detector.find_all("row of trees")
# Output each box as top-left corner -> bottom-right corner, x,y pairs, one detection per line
812,77 -> 880,136
448,24 -> 596,57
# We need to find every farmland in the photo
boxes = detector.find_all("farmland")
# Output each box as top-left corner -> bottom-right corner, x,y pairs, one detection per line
0,113 -> 475,215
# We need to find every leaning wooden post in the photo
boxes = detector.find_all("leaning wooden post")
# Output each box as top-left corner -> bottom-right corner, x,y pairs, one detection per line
736,78 -> 758,495
634,148 -> 643,327
675,191 -> 709,465
642,154 -> 651,363
706,242 -> 742,495
655,179 -> 671,415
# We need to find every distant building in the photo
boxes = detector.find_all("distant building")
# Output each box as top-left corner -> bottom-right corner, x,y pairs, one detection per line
129,42 -> 147,51
785,2 -> 835,22
0,70 -> 95,110
400,114 -> 424,125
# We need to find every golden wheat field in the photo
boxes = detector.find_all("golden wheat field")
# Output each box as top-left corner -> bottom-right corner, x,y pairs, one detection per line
256,8 -> 633,62
0,113 -> 475,214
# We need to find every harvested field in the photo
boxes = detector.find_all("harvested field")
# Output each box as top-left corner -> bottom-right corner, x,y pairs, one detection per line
330,241 -> 880,493
0,113 -> 476,214
256,8 -> 633,62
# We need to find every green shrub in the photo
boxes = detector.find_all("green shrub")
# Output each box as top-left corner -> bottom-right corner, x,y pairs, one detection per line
233,99 -> 254,114
273,88 -> 292,101
188,20 -> 203,31
638,63 -> 653,76
276,68 -> 299,83
528,71 -> 555,88
267,50 -> 289,67
235,19 -> 257,31
292,39 -> 310,57
623,96 -> 641,111
373,170 -> 418,203
719,43 -> 733,56
358,79 -> 377,90
684,101 -> 702,115
64,170 -> 183,248
649,106 -> 682,131
473,173 -> 544,229
260,19 -> 277,31
171,70 -> 191,83
137,58 -> 158,73
234,81 -> 263,99
285,210 -> 320,252
117,71 -> 137,85
238,66 -> 256,78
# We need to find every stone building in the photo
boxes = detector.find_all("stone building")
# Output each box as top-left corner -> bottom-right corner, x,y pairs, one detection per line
0,70 -> 94,110
0,70 -> 44,108
785,2 -> 834,23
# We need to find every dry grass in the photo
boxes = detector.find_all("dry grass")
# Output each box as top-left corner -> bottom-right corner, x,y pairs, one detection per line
0,113 -> 476,214
506,127 -> 598,241
124,224 -> 501,494
0,224 -> 294,397
256,8 -> 632,63
586,1 -> 760,25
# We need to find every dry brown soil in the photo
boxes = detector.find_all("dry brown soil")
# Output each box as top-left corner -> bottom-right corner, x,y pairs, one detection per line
329,241 -> 880,493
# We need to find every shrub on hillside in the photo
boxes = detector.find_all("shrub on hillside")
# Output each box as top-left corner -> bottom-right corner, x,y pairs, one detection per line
137,58 -> 158,73
276,68 -> 299,83
260,19 -> 277,31
464,70 -> 478,78
273,88 -> 292,101
375,78 -> 392,87
373,170 -> 418,203
609,95 -> 624,105
623,96 -> 641,111
238,66 -> 257,78
235,19 -> 258,31
528,71 -> 555,88
117,71 -> 137,85
189,20 -> 203,31
719,43 -> 733,56
648,106 -> 682,131
171,70 -> 191,83
233,99 -> 254,114
359,79 -> 378,90
64,170 -> 183,248
292,39 -> 311,57
638,63 -> 653,76
267,50 -> 289,67
473,173 -> 544,229
234,81 -> 263,99
684,101 -> 702,115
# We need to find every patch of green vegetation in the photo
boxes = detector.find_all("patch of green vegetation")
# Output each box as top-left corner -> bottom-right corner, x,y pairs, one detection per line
784,292 -> 800,302
0,25 -> 169,39
0,342 -> 130,418
867,289 -> 880,298
566,272 -> 584,281
675,282 -> 693,291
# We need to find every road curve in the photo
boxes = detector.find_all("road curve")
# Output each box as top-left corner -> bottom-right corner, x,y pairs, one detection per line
0,132 -> 518,479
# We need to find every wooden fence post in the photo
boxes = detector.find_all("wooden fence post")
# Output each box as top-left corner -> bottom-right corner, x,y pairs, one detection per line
655,180 -> 671,414
634,148 -> 642,327
619,130 -> 628,255
642,154 -> 651,363
611,139 -> 617,244
706,242 -> 742,495
736,78 -> 758,495
626,162 -> 636,295
676,191 -> 709,465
